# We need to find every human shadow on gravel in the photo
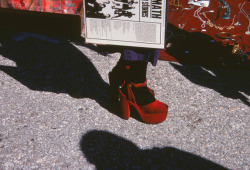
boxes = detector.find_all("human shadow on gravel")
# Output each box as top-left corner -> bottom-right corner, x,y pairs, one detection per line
169,63 -> 250,106
0,31 -> 120,115
80,130 -> 228,170
162,24 -> 250,106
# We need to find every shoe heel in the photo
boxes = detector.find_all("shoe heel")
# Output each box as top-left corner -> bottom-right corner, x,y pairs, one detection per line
119,91 -> 130,120
108,72 -> 121,101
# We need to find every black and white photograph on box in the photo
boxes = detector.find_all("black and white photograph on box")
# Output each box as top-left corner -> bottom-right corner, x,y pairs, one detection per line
85,0 -> 139,20
85,0 -> 111,18
111,0 -> 138,19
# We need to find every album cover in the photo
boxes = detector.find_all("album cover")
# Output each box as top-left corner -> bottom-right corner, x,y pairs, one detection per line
84,0 -> 167,49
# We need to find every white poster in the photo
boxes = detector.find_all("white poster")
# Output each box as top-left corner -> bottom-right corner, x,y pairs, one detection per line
84,0 -> 167,49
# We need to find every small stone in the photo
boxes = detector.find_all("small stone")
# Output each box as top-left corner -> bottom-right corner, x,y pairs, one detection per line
78,108 -> 85,113
36,158 -> 43,163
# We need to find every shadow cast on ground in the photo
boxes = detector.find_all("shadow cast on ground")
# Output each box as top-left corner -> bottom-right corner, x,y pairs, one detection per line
170,63 -> 250,106
0,31 -> 120,115
80,130 -> 228,170
163,24 -> 250,106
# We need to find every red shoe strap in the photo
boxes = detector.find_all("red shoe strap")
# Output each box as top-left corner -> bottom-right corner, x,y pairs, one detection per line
129,80 -> 147,88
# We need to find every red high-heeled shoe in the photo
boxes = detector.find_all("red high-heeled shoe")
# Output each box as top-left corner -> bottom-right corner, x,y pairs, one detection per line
109,71 -> 155,101
119,81 -> 168,124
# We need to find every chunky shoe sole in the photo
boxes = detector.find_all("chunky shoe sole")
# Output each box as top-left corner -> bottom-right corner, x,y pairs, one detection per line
119,88 -> 168,124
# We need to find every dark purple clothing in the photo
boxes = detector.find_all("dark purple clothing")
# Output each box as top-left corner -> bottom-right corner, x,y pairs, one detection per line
97,45 -> 160,66
122,48 -> 160,66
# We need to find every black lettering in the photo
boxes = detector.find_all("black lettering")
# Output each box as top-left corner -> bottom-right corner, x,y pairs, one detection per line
152,0 -> 162,5
152,5 -> 161,9
142,2 -> 149,17
151,0 -> 162,19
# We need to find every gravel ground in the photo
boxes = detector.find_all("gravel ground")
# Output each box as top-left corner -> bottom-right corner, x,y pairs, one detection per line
0,32 -> 249,169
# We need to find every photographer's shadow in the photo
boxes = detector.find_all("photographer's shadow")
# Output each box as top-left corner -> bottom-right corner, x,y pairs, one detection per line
80,130 -> 228,169
0,32 -> 120,114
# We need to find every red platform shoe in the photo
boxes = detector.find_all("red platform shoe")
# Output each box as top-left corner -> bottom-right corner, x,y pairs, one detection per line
109,71 -> 155,101
119,81 -> 168,124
